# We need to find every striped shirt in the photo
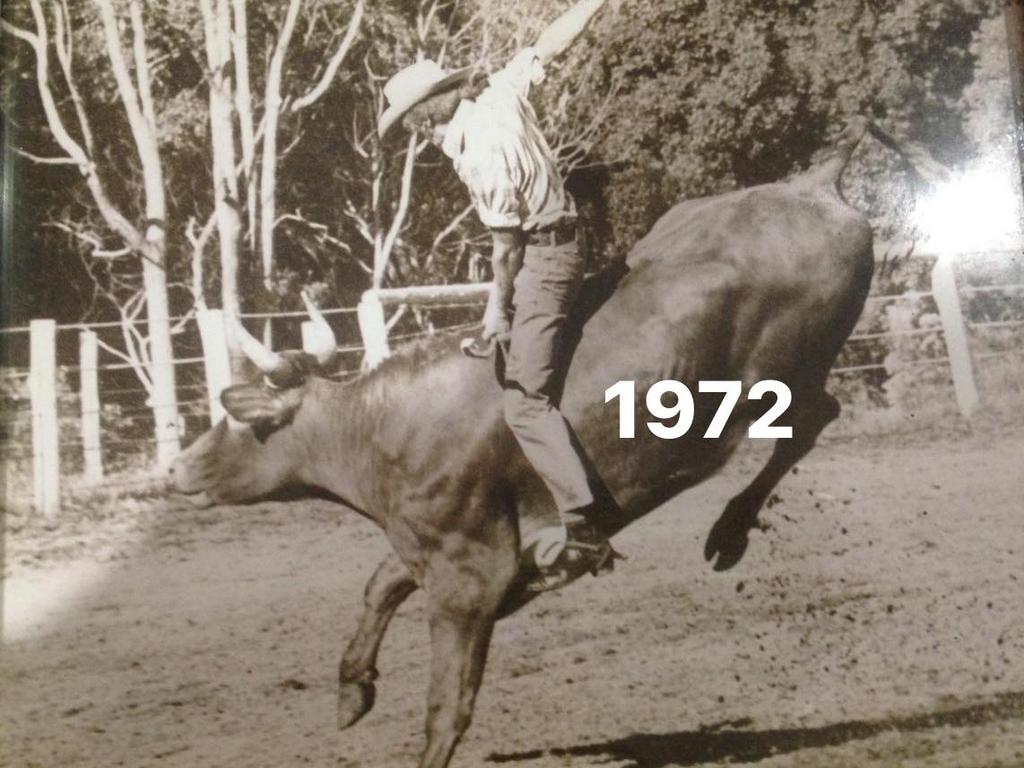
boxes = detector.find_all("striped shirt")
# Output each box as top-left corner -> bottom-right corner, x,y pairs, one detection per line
441,47 -> 576,231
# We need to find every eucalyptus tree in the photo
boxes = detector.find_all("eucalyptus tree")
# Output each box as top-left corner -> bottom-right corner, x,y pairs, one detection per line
3,0 -> 184,464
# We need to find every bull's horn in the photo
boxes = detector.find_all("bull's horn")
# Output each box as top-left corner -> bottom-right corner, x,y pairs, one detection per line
301,291 -> 338,366
228,312 -> 286,374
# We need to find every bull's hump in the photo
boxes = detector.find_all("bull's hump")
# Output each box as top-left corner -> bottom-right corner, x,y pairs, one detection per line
628,183 -> 867,283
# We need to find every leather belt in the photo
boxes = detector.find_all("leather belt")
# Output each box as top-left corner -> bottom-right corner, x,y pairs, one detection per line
526,220 -> 576,247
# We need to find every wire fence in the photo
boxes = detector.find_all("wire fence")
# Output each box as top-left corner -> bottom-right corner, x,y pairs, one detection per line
1,248 -> 1022,507
825,249 -> 1023,416
0,299 -> 483,501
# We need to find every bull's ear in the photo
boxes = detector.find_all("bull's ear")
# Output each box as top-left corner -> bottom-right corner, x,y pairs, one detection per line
221,384 -> 298,428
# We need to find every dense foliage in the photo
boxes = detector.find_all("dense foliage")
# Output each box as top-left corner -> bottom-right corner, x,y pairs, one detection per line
1,0 -> 1012,329
552,0 -> 1009,252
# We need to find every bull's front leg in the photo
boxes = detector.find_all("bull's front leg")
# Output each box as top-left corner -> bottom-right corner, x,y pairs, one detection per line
338,552 -> 418,729
417,544 -> 517,768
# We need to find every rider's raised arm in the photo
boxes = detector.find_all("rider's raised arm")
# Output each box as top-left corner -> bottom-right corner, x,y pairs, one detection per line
532,0 -> 608,66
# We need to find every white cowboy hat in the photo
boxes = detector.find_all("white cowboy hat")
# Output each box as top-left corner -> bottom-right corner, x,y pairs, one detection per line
378,59 -> 473,139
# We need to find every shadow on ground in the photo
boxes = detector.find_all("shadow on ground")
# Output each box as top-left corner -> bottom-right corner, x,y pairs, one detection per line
487,692 -> 1024,767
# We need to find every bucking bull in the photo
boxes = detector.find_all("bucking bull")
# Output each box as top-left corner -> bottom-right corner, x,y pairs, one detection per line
171,118 -> 941,768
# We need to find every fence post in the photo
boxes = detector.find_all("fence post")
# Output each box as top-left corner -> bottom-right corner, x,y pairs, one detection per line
197,308 -> 232,424
30,319 -> 60,517
262,317 -> 273,350
931,255 -> 980,418
301,321 -> 317,354
78,329 -> 103,483
882,300 -> 915,407
357,290 -> 391,369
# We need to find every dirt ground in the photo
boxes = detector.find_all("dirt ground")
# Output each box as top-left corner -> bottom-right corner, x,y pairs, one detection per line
3,426 -> 1024,768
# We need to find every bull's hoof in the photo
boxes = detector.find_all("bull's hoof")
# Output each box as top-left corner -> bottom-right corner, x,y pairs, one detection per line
704,510 -> 753,571
337,678 -> 376,730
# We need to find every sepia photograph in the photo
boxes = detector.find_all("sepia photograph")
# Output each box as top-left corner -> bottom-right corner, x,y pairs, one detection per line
1,1 -> 1023,766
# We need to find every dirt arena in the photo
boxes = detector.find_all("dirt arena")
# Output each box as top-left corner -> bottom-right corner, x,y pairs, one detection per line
3,424 -> 1023,768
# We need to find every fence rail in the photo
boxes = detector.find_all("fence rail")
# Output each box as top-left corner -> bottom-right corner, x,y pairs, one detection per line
2,242 -> 1022,515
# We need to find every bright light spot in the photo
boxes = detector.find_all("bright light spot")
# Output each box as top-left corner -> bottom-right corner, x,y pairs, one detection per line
3,558 -> 114,643
913,152 -> 1023,254
2,514 -> 147,644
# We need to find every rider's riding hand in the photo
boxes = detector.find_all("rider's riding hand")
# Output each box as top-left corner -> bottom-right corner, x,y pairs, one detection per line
482,305 -> 511,341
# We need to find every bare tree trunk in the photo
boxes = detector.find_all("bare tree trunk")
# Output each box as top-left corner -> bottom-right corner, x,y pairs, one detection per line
259,0 -> 302,299
256,0 -> 362,346
200,0 -> 246,379
123,0 -> 180,465
231,0 -> 257,249
186,215 -> 215,309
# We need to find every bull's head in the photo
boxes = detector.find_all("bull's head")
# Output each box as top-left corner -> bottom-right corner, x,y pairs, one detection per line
170,293 -> 338,507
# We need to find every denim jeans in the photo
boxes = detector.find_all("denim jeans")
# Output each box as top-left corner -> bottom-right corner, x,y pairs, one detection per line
502,238 -> 594,514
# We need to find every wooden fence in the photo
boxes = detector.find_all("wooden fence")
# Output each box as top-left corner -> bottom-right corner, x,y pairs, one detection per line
1,242 -> 1021,517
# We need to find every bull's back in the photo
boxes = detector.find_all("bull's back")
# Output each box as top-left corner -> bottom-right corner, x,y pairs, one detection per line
571,181 -> 871,389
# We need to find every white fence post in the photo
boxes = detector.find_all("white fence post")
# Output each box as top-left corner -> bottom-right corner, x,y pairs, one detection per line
882,300 -> 915,406
262,317 -> 273,350
78,329 -> 104,483
301,321 -> 317,354
931,255 -> 980,418
197,308 -> 232,424
30,319 -> 60,517
357,290 -> 391,369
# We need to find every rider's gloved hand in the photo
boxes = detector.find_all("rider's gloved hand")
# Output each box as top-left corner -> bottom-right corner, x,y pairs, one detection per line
462,303 -> 510,358
482,303 -> 511,341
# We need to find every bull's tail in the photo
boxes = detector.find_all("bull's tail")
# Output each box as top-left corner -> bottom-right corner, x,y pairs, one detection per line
798,116 -> 951,192
865,121 -> 952,186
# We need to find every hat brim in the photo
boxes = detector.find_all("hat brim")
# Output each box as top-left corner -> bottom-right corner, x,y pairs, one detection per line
378,67 -> 474,140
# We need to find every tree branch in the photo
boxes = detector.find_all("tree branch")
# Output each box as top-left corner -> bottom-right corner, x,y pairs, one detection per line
185,213 -> 217,307
2,5 -> 89,170
13,146 -> 78,165
376,131 -> 419,288
0,17 -> 38,48
97,0 -> 167,262
3,0 -> 153,259
95,0 -> 151,162
431,203 -> 474,252
276,211 -> 353,254
291,0 -> 364,112
51,0 -> 95,157
49,221 -> 132,258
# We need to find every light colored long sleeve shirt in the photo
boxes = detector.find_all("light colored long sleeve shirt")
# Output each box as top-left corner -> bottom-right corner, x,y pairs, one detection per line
441,47 -> 576,231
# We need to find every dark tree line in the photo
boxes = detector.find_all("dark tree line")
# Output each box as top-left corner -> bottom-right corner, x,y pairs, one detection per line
2,0 -> 1011,332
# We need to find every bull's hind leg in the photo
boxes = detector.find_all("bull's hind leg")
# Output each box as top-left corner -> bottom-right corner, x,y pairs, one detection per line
705,391 -> 840,571
417,544 -> 517,768
337,553 -> 418,729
